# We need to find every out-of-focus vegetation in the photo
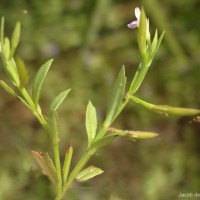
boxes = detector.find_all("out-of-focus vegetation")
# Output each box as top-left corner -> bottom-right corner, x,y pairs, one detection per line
0,0 -> 200,199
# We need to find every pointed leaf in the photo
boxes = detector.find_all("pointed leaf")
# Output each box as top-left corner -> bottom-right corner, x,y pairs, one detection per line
137,7 -> 147,58
104,66 -> 126,127
127,131 -> 159,140
62,145 -> 73,183
76,166 -> 104,182
32,59 -> 53,105
108,127 -> 158,140
0,17 -> 6,58
155,31 -> 165,53
86,101 -> 97,147
6,59 -> 20,86
50,89 -> 71,111
16,57 -> 29,88
3,38 -> 10,60
0,17 -> 4,46
32,151 -> 57,184
152,105 -> 200,116
130,95 -> 200,116
9,21 -> 21,59
149,29 -> 158,58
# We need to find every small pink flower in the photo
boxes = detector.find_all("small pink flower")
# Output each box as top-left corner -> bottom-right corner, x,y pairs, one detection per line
127,7 -> 141,29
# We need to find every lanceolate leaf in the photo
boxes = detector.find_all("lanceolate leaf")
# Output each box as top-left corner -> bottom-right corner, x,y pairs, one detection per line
137,7 -> 147,58
32,59 -> 53,105
50,89 -> 71,111
3,38 -> 10,60
32,151 -> 57,184
149,30 -> 158,58
76,166 -> 104,182
0,17 -> 6,58
104,66 -> 126,127
155,31 -> 165,53
16,57 -> 29,88
0,17 -> 4,46
86,101 -> 97,147
10,21 -> 21,59
126,131 -> 159,140
130,95 -> 200,116
107,127 -> 159,141
62,145 -> 73,183
6,59 -> 20,87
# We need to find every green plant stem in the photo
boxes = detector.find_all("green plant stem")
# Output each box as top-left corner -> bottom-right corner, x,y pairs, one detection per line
55,92 -> 133,199
129,60 -> 150,94
52,129 -> 62,196
19,87 -> 62,197
19,87 -> 47,128
54,60 -> 153,199
56,149 -> 96,200
55,124 -> 110,199
93,124 -> 107,141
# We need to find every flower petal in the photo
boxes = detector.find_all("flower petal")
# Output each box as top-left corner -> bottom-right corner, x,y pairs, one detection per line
127,20 -> 139,29
135,7 -> 141,20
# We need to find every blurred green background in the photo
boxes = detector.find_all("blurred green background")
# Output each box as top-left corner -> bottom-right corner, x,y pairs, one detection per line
0,0 -> 200,199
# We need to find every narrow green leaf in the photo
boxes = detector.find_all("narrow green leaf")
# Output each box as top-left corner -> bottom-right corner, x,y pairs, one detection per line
3,38 -> 10,60
9,21 -> 21,59
0,17 -> 4,46
137,7 -> 147,58
50,89 -> 71,111
62,145 -> 73,183
6,59 -> 20,86
130,95 -> 200,116
155,31 -> 165,53
149,29 -> 158,58
104,66 -> 126,128
0,80 -> 17,96
0,17 -> 6,58
152,106 -> 200,116
107,127 -> 158,140
127,131 -> 159,140
16,57 -> 29,88
32,59 -> 53,105
32,151 -> 57,184
76,166 -> 104,182
129,61 -> 150,95
86,101 -> 98,147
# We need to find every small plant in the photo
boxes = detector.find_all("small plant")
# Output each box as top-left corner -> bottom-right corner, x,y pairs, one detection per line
0,7 -> 199,200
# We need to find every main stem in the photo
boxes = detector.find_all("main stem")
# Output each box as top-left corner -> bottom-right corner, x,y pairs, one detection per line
56,148 -> 96,200
56,60 -> 152,199
56,97 -> 132,199
20,58 -> 150,200
20,87 -> 62,196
